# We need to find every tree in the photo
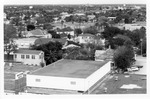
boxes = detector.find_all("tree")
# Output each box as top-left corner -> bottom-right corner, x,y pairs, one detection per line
74,28 -> 82,36
27,24 -> 35,31
113,45 -> 134,72
61,20 -> 64,28
64,43 -> 102,60
4,40 -> 17,61
31,41 -> 63,65
141,37 -> 146,54
4,24 -> 17,44
125,28 -> 146,47
48,30 -> 60,38
67,34 -> 71,39
83,26 -> 98,35
101,27 -> 124,49
113,34 -> 132,47
95,16 -> 108,30
43,23 -> 54,31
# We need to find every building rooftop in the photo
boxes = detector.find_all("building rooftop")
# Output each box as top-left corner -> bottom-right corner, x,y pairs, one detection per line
30,29 -> 44,36
79,33 -> 95,37
34,38 -> 67,46
13,38 -> 38,42
14,50 -> 43,55
30,59 -> 109,78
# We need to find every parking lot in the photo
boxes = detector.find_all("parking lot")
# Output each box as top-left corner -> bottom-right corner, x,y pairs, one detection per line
90,55 -> 147,94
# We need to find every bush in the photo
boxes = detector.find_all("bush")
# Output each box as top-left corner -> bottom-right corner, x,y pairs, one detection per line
40,62 -> 45,68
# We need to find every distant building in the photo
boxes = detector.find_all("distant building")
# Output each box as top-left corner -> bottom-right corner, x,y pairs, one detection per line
95,48 -> 114,61
76,33 -> 95,44
107,17 -> 116,21
14,50 -> 45,66
25,29 -> 52,38
56,27 -> 74,36
34,38 -> 67,46
114,22 -> 146,31
26,59 -> 111,93
13,38 -> 38,49
62,40 -> 81,49
87,15 -> 95,22
124,23 -> 146,31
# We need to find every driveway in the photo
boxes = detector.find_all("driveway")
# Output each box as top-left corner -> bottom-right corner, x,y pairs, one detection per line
133,56 -> 147,75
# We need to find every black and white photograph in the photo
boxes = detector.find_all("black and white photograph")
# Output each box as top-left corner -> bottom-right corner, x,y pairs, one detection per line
1,0 -> 148,98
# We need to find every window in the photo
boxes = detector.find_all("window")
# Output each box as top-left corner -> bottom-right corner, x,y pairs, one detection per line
15,54 -> 17,58
26,55 -> 30,59
32,55 -> 35,59
21,55 -> 24,59
35,79 -> 41,82
70,81 -> 76,85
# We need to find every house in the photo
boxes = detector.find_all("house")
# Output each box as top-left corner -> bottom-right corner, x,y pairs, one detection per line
13,38 -> 38,49
107,17 -> 116,21
26,29 -> 52,38
26,59 -> 111,93
76,33 -> 95,44
114,22 -> 146,31
13,50 -> 45,66
94,35 -> 105,46
95,48 -> 114,61
62,40 -> 81,49
56,27 -> 74,36
87,15 -> 95,22
124,23 -> 146,31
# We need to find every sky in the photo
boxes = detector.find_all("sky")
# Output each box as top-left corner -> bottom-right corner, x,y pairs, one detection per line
2,0 -> 147,5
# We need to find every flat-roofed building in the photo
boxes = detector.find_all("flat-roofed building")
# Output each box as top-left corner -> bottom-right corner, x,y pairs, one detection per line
26,59 -> 111,93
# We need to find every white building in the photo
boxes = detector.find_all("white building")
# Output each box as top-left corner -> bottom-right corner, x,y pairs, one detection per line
27,59 -> 111,92
25,29 -> 52,38
13,38 -> 38,49
124,24 -> 146,31
14,50 -> 45,66
76,34 -> 95,44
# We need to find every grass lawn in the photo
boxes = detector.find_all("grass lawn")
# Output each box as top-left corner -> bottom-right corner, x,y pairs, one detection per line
4,62 -> 41,91
92,74 -> 146,94
4,79 -> 15,91
4,62 -> 41,73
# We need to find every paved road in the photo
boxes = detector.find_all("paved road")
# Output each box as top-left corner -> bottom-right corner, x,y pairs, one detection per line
133,56 -> 146,75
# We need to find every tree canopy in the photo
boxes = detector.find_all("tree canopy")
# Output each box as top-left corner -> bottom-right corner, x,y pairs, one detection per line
74,28 -> 82,36
101,26 -> 124,49
4,24 -> 17,44
83,26 -> 98,35
31,41 -> 63,65
113,45 -> 134,72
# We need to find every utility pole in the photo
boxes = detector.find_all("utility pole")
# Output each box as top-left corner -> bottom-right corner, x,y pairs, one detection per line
140,39 -> 143,55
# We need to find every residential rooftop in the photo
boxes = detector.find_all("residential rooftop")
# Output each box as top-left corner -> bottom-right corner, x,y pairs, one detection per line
30,29 -> 44,35
30,59 -> 109,78
14,50 -> 43,55
79,33 -> 95,37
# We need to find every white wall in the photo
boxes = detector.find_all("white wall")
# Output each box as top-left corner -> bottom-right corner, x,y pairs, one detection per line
84,61 -> 111,90
124,24 -> 145,31
26,61 -> 111,91
27,75 -> 86,91
14,53 -> 44,66
78,36 -> 95,44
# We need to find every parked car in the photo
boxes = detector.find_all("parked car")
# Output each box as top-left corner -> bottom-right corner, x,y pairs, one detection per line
127,67 -> 139,72
133,65 -> 143,68
130,67 -> 139,71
